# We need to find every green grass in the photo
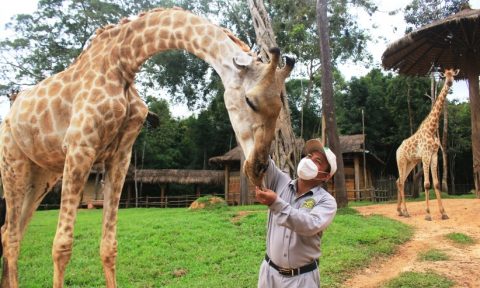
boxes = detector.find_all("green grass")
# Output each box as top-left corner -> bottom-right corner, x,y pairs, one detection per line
445,232 -> 476,245
15,206 -> 412,287
418,249 -> 449,261
382,271 -> 454,288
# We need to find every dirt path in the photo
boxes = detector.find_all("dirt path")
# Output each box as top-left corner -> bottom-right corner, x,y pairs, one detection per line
343,198 -> 480,288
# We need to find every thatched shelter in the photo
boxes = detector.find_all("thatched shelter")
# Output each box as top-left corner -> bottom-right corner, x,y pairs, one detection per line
121,169 -> 224,207
132,169 -> 224,185
382,6 -> 480,196
210,135 -> 384,202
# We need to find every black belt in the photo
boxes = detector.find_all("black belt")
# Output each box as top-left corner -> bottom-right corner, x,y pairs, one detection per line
265,254 -> 318,277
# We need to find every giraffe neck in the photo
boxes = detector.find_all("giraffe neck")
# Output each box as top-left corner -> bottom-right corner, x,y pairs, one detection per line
76,8 -> 248,85
419,79 -> 452,133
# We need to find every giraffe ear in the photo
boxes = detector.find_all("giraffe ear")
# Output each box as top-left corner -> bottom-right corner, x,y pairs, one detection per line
454,69 -> 460,76
233,54 -> 253,70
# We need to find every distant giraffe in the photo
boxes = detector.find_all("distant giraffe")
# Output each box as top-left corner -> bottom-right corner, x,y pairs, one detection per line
0,8 -> 294,288
396,68 -> 459,221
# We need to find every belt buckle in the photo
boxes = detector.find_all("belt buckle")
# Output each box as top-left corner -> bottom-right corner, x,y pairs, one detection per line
278,267 -> 295,277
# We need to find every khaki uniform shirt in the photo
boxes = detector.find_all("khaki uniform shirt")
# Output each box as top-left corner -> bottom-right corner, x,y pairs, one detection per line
263,158 -> 337,268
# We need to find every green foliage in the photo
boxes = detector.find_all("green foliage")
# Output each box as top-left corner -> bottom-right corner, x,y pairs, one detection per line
19,206 -> 412,287
383,271 -> 454,288
445,232 -> 475,244
404,0 -> 470,33
418,249 -> 449,261
335,69 -> 432,174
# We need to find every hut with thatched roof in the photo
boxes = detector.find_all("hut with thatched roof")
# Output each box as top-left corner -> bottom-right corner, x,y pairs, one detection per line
209,146 -> 255,205
333,134 -> 384,200
210,134 -> 384,203
122,169 -> 224,207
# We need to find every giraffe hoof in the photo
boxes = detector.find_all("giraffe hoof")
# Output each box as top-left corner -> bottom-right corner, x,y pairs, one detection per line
441,214 -> 449,220
425,215 -> 432,221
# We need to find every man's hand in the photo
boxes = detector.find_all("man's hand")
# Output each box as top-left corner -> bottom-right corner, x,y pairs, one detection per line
255,186 -> 277,206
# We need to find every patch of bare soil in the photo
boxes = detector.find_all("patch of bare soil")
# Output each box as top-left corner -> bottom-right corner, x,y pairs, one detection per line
343,198 -> 480,288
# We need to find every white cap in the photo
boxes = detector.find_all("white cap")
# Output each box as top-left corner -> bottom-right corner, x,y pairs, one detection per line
323,147 -> 337,176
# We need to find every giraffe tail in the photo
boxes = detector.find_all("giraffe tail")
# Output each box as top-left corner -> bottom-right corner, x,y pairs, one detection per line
0,197 -> 5,257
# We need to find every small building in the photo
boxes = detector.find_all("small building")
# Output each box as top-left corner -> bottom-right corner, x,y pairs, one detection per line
122,169 -> 225,207
329,134 -> 385,201
208,146 -> 255,205
209,134 -> 385,203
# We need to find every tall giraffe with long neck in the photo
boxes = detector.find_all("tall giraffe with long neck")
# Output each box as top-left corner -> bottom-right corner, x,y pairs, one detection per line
396,68 -> 459,221
0,8 -> 294,288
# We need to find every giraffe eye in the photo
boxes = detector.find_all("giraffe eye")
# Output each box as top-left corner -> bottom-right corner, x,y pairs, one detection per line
245,96 -> 258,112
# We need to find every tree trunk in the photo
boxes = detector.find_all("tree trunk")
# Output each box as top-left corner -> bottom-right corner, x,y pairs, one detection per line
316,0 -> 347,207
467,72 -> 480,198
441,99 -> 449,193
248,0 -> 300,175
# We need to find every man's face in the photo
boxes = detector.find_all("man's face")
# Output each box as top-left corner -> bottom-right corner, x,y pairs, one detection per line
307,151 -> 331,181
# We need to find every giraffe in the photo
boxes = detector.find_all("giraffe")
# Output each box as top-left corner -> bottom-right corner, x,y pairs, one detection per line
0,7 -> 294,288
396,68 -> 459,221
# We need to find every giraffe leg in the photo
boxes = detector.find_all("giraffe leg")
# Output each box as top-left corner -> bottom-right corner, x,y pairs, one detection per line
100,100 -> 147,288
52,145 -> 96,288
0,136 -> 31,288
0,167 -> 59,288
422,157 -> 432,221
396,158 -> 415,217
430,153 -> 449,220
100,157 -> 129,288
19,167 -> 61,235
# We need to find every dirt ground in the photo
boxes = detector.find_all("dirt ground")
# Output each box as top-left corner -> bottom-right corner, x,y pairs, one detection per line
343,198 -> 480,288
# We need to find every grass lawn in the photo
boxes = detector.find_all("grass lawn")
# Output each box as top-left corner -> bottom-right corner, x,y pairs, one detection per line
16,205 -> 412,287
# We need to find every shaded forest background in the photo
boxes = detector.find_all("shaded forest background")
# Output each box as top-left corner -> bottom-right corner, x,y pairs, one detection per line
0,0 -> 473,195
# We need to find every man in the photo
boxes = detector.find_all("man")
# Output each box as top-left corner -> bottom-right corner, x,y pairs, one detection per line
255,138 -> 338,288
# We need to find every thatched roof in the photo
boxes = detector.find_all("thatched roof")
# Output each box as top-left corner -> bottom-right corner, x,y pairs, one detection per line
382,7 -> 480,80
209,134 -> 384,164
340,134 -> 365,153
209,146 -> 243,164
130,169 -> 224,185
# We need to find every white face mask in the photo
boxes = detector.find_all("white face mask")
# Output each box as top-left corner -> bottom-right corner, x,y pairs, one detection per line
297,158 -> 318,180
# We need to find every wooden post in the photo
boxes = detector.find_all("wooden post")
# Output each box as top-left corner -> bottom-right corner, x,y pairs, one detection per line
224,165 -> 230,203
240,153 -> 249,205
195,184 -> 201,198
160,184 -> 165,208
354,156 -> 360,201
126,184 -> 131,208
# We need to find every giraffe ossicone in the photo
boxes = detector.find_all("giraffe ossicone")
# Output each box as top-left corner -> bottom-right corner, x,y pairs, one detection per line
0,7 -> 294,288
396,68 -> 459,221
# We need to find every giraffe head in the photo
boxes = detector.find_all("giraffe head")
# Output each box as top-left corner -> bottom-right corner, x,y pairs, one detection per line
225,48 -> 295,187
440,68 -> 460,86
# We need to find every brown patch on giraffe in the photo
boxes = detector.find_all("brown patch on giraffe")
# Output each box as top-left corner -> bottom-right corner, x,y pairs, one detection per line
35,98 -> 48,114
172,11 -> 187,27
37,87 -> 47,97
132,36 -> 143,48
97,101 -> 110,116
174,30 -> 184,40
195,25 -> 206,35
189,15 -> 202,25
201,36 -> 212,48
131,17 -> 146,31
147,14 -> 161,27
144,28 -> 156,44
44,135 -> 60,149
161,16 -> 171,26
39,111 -> 54,134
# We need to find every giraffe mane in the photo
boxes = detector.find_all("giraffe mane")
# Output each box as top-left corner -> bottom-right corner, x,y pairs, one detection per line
69,7 -> 252,66
221,28 -> 251,53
